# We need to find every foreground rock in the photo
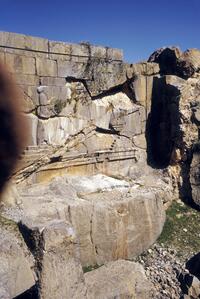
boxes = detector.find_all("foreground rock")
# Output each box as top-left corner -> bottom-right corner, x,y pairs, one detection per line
0,216 -> 36,298
85,260 -> 152,299
37,220 -> 87,299
9,174 -> 165,267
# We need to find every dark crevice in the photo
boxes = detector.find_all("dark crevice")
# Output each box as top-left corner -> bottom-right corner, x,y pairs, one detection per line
145,76 -> 199,209
13,285 -> 39,299
91,78 -> 136,101
95,125 -> 119,135
49,155 -> 62,163
65,76 -> 137,103
146,76 -> 181,168
18,222 -> 44,298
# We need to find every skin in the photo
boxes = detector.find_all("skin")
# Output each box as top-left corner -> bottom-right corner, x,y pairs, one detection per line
0,62 -> 28,193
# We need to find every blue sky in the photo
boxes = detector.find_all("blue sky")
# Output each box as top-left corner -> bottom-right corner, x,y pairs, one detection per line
0,0 -> 199,62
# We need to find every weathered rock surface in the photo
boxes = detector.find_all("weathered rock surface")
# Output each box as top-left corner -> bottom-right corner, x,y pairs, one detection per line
190,146 -> 200,206
5,174 -> 165,267
37,220 -> 87,299
0,216 -> 36,298
1,31 -> 200,298
85,260 -> 152,299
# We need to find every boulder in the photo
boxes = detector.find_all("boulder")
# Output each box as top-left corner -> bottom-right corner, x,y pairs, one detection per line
85,260 -> 152,299
0,216 -> 36,298
13,174 -> 165,267
37,220 -> 87,299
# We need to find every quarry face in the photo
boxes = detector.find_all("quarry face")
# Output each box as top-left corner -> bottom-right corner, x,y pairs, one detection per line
0,32 -> 199,298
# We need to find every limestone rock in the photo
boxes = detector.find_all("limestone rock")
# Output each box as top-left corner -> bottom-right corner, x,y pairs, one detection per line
5,53 -> 36,74
37,220 -> 87,299
0,216 -> 36,298
190,148 -> 200,206
12,174 -> 166,267
36,58 -> 57,77
0,31 -> 48,52
85,260 -> 152,299
25,113 -> 38,146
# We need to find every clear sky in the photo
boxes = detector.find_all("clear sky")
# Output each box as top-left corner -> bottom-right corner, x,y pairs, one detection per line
0,0 -> 199,63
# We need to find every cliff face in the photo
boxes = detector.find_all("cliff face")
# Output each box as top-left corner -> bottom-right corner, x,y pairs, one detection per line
0,32 -> 199,298
0,32 -> 160,186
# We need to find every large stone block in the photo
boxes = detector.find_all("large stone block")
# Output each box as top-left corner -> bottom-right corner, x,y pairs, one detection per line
37,85 -> 72,118
71,43 -> 89,57
17,175 -> 165,266
39,76 -> 66,86
132,74 -> 154,113
107,47 -> 123,61
37,117 -> 88,145
57,60 -> 88,78
5,53 -> 35,74
87,61 -> 126,96
85,260 -> 152,299
49,40 -> 71,55
36,58 -> 57,77
0,217 -> 36,298
25,113 -> 38,145
39,221 -> 87,299
14,74 -> 39,86
126,62 -> 160,78
2,47 -> 48,58
90,45 -> 107,59
17,85 -> 38,112
0,31 -> 48,52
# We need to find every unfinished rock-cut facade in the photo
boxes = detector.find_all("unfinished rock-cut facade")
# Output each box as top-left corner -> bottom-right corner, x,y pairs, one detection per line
0,32 -> 199,299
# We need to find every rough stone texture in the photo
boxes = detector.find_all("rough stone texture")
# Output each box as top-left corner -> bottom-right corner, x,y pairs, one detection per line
38,221 -> 87,299
5,174 -> 165,268
190,147 -> 200,206
0,216 -> 36,298
36,57 -> 57,77
0,31 -> 48,52
5,53 -> 36,74
3,32 -> 200,298
85,260 -> 152,299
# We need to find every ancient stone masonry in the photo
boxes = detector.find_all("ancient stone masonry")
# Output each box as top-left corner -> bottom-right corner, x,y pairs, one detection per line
0,32 -> 166,298
0,31 -> 162,185
1,33 -> 200,299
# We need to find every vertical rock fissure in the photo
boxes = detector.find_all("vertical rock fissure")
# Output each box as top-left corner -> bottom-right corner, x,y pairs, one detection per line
18,222 -> 45,299
89,204 -> 98,256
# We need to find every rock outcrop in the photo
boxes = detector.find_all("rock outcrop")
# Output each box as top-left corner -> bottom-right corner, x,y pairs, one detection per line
148,47 -> 200,79
190,145 -> 200,206
9,174 -> 165,267
85,260 -> 152,299
0,31 -> 200,298
0,216 -> 36,298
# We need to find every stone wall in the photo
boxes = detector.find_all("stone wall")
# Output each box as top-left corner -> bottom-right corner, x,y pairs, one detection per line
0,31 -> 160,184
